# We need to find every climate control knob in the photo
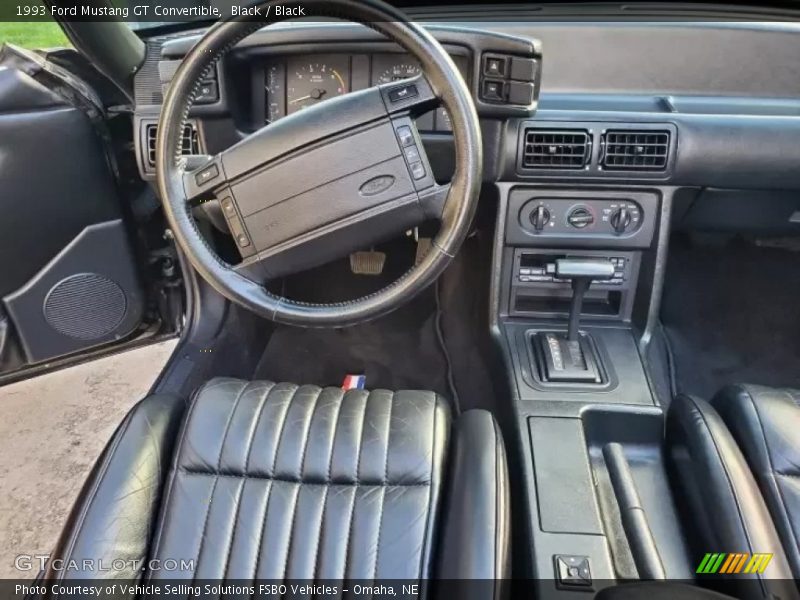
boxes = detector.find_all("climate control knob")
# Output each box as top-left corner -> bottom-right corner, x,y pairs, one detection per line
567,206 -> 594,229
530,204 -> 551,232
610,207 -> 632,234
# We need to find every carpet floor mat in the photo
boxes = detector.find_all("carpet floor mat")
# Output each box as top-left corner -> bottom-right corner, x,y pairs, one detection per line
661,235 -> 800,399
252,229 -> 498,413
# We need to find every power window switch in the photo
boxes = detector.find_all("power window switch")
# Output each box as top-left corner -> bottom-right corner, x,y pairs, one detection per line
409,161 -> 426,180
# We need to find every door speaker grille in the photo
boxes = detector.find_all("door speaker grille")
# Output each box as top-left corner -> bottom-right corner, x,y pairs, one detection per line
44,273 -> 127,340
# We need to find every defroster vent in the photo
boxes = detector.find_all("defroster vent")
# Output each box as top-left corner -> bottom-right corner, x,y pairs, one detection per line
521,129 -> 591,169
145,122 -> 200,169
601,130 -> 670,170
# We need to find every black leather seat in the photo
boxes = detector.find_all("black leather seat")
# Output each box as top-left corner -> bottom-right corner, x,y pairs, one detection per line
45,378 -> 509,591
666,393 -> 798,600
711,384 -> 800,581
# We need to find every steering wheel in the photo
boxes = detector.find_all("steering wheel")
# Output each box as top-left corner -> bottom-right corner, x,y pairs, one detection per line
156,0 -> 483,327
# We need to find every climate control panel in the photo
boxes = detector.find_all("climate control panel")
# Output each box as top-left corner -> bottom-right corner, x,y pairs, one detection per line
506,188 -> 658,249
522,198 -> 642,235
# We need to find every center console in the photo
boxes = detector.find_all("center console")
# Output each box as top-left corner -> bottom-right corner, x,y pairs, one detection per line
495,182 -> 662,403
491,163 -> 694,591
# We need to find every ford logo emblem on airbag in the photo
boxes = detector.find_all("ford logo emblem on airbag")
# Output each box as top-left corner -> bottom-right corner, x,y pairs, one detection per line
359,175 -> 395,196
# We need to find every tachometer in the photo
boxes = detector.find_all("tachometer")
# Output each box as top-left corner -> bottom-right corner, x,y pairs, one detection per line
286,57 -> 350,114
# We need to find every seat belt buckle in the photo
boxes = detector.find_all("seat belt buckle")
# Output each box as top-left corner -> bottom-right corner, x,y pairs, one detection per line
341,374 -> 366,391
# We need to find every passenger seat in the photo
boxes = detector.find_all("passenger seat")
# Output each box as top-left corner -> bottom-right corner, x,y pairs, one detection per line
665,393 -> 797,600
710,384 -> 800,580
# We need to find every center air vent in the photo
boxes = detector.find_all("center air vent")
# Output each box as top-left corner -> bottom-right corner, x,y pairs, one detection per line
521,129 -> 591,170
601,130 -> 670,171
145,122 -> 200,169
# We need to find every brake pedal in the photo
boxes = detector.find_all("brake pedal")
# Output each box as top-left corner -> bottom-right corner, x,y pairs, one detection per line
349,250 -> 386,275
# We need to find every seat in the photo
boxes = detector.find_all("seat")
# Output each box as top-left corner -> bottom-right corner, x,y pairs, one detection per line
44,378 -> 509,594
665,393 -> 797,600
711,384 -> 800,580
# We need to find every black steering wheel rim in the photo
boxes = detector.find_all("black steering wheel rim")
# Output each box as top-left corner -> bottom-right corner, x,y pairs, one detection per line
156,0 -> 483,327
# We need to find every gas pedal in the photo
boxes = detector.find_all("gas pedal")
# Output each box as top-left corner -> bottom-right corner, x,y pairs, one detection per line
415,237 -> 432,266
349,250 -> 386,275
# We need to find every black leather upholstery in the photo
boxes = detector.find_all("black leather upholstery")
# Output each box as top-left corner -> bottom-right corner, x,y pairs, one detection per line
437,410 -> 509,580
712,384 -> 800,580
45,393 -> 186,580
47,378 -> 509,592
665,394 -> 796,600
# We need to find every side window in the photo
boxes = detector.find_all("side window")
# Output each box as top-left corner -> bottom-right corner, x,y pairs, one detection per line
0,4 -> 70,49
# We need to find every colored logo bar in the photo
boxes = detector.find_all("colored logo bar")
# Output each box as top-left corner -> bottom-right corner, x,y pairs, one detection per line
696,553 -> 773,574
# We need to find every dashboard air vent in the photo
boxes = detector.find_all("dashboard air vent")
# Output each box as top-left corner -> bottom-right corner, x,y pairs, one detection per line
601,130 -> 670,170
521,129 -> 591,169
145,123 -> 200,168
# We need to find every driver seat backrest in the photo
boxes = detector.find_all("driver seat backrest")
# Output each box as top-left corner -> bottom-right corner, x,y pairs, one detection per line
44,378 -> 509,597
148,379 -> 450,581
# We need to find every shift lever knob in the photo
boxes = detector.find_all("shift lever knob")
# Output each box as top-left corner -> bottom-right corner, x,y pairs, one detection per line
555,258 -> 615,341
555,257 -> 616,281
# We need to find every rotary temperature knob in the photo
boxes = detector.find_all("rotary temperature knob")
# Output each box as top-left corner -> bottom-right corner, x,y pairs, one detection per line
530,204 -> 551,232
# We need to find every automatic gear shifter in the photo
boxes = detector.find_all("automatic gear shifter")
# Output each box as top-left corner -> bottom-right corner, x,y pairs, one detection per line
535,257 -> 615,384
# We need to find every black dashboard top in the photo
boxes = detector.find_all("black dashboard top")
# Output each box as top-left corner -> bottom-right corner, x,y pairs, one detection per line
133,20 -> 800,191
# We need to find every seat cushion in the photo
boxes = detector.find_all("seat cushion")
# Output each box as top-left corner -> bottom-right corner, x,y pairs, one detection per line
147,378 -> 451,581
712,384 -> 800,579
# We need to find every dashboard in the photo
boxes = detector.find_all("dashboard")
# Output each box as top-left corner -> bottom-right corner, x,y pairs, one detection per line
258,51 -> 470,131
133,20 -> 800,194
133,25 -> 542,179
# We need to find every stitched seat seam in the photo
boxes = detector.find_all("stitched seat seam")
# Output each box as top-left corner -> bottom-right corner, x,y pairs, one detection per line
280,386 -> 323,580
250,384 -> 299,582
341,391 -> 370,581
176,468 -> 430,485
190,380 -> 248,584
416,393 -> 436,580
373,390 -> 395,580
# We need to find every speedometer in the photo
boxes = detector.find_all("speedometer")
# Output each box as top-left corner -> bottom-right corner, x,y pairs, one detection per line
286,56 -> 350,114
375,62 -> 421,84
371,54 -> 422,86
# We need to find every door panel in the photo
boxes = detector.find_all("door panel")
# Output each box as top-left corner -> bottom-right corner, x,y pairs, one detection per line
0,45 -> 145,373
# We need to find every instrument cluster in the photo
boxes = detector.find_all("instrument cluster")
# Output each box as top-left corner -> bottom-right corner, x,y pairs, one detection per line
262,52 -> 470,132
